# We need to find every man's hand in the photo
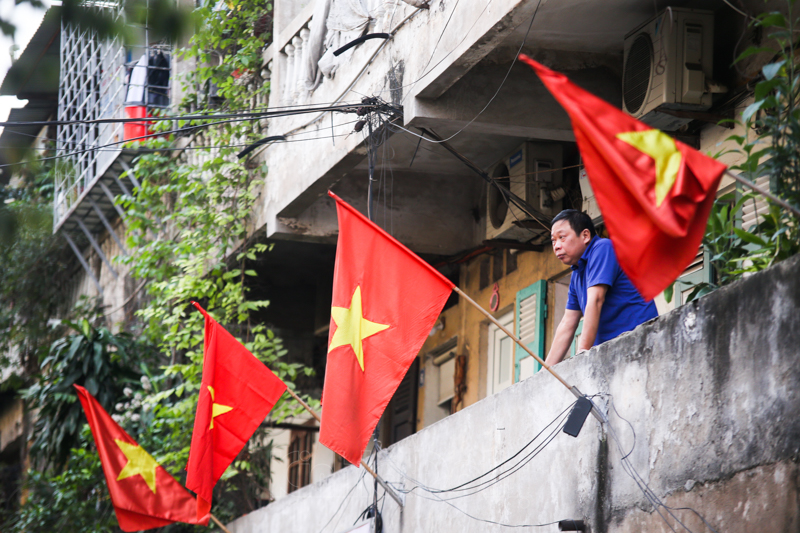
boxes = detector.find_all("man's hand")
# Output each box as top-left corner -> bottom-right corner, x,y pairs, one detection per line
577,284 -> 608,352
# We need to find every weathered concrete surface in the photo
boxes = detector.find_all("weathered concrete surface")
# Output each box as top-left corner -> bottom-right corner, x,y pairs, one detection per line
229,254 -> 800,532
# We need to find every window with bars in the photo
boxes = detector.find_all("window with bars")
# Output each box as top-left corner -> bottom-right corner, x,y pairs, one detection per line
55,2 -> 126,227
287,430 -> 313,493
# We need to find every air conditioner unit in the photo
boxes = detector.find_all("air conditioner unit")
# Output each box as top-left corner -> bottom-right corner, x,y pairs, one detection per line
622,8 -> 715,131
486,142 -> 563,242
578,168 -> 602,221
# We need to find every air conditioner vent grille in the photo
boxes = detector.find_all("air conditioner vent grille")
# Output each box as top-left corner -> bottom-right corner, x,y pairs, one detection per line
623,33 -> 653,114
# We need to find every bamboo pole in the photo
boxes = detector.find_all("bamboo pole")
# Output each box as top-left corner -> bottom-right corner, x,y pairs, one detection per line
283,387 -> 405,507
452,287 -> 603,423
453,286 -> 571,390
210,513 -> 233,533
725,170 -> 800,219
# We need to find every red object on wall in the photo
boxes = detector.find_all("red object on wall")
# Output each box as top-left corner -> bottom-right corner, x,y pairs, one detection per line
124,106 -> 151,142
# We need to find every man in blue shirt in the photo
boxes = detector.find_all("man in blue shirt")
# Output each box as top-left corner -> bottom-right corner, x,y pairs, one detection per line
544,210 -> 658,366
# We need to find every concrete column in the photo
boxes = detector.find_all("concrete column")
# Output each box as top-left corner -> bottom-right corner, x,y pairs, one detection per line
283,43 -> 295,105
260,61 -> 272,128
298,27 -> 311,103
291,35 -> 303,102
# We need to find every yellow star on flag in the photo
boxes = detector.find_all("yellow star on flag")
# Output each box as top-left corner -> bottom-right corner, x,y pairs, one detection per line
328,286 -> 390,372
208,385 -> 233,429
115,439 -> 159,494
616,129 -> 683,207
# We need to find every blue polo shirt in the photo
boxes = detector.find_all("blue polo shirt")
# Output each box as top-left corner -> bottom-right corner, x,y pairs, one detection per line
567,237 -> 658,346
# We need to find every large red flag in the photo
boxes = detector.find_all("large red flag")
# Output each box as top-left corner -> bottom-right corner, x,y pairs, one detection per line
186,303 -> 287,517
321,192 -> 454,465
74,385 -> 209,532
518,54 -> 727,300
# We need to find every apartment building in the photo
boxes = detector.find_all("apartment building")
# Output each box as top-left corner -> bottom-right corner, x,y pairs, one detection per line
0,0 -> 781,519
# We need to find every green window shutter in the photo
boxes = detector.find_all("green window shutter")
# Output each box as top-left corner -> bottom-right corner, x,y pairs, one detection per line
515,280 -> 546,382
672,248 -> 712,306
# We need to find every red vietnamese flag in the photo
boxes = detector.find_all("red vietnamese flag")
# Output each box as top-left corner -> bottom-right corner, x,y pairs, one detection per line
186,303 -> 287,517
518,54 -> 727,300
321,192 -> 454,465
74,385 -> 209,532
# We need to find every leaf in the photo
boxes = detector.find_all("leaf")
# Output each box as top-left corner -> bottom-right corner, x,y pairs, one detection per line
742,101 -> 765,123
733,227 -> 768,246
663,283 -> 674,303
762,60 -> 786,81
733,46 -> 776,64
84,377 -> 99,396
758,13 -> 787,28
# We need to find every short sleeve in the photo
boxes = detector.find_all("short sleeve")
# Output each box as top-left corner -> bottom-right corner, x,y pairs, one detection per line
585,240 -> 620,288
566,278 -> 581,311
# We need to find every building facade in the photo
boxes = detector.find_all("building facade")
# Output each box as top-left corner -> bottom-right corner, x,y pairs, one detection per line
0,0 -> 786,521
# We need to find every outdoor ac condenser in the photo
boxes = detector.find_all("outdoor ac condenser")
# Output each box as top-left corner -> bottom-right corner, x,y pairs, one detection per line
622,7 -> 715,131
486,142 -> 563,242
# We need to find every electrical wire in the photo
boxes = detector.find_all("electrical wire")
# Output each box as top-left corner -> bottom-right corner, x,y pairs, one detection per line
602,396 -> 720,533
317,468 -> 368,533
373,401 -> 576,528
0,121 -> 361,154
0,102 -> 372,128
0,106 -> 369,170
390,0 -> 543,145
386,401 -> 574,501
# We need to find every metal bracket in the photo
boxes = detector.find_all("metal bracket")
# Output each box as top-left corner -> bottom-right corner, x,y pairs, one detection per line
75,217 -> 119,279
88,196 -> 128,256
63,232 -> 103,296
98,180 -> 127,221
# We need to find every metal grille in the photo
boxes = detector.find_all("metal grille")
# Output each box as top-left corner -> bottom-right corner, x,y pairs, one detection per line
623,34 -> 653,115
54,1 -> 126,229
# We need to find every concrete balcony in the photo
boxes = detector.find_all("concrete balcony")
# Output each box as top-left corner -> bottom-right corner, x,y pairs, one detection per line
256,0 -> 665,258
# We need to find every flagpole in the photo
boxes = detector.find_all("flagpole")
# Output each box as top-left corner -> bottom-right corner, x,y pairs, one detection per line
282,386 -> 405,507
725,170 -> 800,219
452,286 -> 603,422
210,513 -> 233,533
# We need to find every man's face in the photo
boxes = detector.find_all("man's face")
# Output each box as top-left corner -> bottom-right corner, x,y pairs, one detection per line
551,219 -> 592,266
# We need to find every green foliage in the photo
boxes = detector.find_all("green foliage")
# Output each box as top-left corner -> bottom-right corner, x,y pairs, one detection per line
5,0 -> 307,526
180,0 -> 272,111
21,319 -> 147,470
108,0 -> 309,516
668,1 -> 800,302
5,431 -> 118,533
59,0 -> 194,44
0,163 -> 72,386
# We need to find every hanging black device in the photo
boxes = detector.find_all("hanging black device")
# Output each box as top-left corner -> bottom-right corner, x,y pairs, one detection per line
563,396 -> 593,438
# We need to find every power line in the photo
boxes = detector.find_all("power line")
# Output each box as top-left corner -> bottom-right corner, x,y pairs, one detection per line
0,102 -> 376,129
0,107 -> 369,170
389,0 -> 543,145
603,397 -> 719,533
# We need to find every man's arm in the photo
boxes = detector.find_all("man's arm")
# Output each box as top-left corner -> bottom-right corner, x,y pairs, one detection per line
576,284 -> 608,351
544,309 -> 583,366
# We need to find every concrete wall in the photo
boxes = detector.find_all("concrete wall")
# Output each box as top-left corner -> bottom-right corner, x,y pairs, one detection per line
229,253 -> 800,533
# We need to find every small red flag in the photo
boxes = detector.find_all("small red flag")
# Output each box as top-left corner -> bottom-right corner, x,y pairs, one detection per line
518,54 -> 727,300
185,303 -> 287,517
321,192 -> 454,465
74,385 -> 209,532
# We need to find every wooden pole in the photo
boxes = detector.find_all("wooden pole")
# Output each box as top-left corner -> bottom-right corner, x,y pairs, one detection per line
453,286 -> 572,390
453,286 -> 604,423
725,170 -> 800,219
282,387 -> 405,507
210,513 -> 233,533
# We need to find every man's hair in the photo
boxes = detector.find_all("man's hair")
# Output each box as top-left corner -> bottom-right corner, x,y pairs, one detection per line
551,209 -> 596,238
